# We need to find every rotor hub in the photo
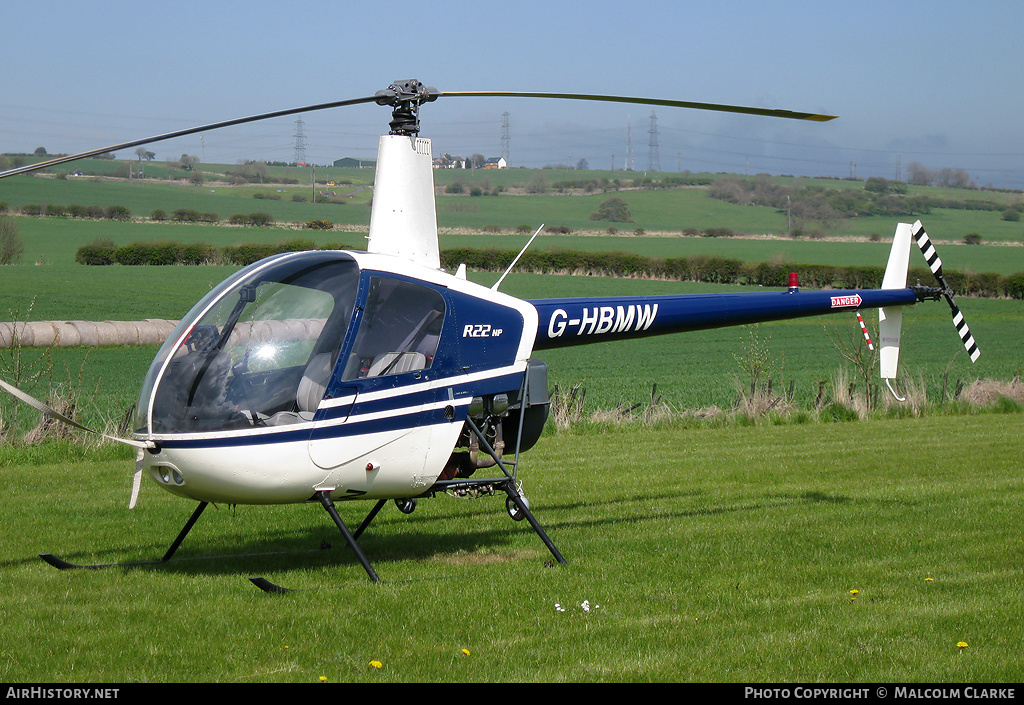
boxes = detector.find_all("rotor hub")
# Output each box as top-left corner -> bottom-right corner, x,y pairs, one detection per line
374,79 -> 439,136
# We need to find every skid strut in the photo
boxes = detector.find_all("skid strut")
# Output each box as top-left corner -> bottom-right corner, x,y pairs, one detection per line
316,491 -> 380,583
462,416 -> 566,566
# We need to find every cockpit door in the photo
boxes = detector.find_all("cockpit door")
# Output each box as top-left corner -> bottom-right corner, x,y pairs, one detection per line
307,275 -> 448,495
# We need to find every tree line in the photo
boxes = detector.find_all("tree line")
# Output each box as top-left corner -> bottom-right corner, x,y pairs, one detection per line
70,239 -> 1024,299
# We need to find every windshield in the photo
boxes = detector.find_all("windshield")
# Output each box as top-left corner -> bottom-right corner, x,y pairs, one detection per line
136,252 -> 359,434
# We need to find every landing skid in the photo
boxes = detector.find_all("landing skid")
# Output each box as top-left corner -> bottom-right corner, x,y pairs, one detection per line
40,413 -> 566,591
251,416 -> 567,593
250,477 -> 567,593
39,501 -> 210,571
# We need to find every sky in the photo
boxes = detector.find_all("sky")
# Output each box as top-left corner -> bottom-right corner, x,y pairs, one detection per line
2,0 -> 1023,188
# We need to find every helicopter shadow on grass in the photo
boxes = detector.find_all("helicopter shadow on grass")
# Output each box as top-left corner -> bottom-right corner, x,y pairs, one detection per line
22,497 -> 558,579
529,486 -> 864,532
19,487 -> 909,581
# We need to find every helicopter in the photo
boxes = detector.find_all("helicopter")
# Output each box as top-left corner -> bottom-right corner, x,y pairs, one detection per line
0,80 -> 979,592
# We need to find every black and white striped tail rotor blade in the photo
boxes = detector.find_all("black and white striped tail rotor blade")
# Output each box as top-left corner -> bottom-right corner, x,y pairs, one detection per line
910,220 -> 981,363
911,220 -> 947,283
949,300 -> 981,363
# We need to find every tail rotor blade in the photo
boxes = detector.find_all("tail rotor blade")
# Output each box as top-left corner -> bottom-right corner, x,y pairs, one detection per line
910,221 -> 980,363
949,300 -> 981,363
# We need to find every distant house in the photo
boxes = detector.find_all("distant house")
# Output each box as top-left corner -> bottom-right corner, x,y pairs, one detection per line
433,155 -> 468,169
484,157 -> 508,169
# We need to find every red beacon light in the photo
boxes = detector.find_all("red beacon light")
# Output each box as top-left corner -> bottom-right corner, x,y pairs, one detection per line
788,272 -> 799,292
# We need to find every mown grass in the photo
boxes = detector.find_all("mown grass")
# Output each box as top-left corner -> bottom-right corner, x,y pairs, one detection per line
1,412 -> 1021,682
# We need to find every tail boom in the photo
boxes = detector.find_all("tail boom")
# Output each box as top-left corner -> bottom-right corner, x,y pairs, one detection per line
530,288 -> 918,350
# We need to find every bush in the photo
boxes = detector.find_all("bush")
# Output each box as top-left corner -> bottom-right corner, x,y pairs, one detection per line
105,205 -> 131,221
0,215 -> 24,265
223,244 -> 277,266
150,209 -> 167,221
172,208 -> 200,222
304,219 -> 334,230
1004,272 -> 1024,299
114,241 -> 181,266
589,197 -> 632,222
75,239 -> 117,266
247,212 -> 274,227
178,243 -> 218,265
963,233 -> 983,245
1001,208 -> 1020,222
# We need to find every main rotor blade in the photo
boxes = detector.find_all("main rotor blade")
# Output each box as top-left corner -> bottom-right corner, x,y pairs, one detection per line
439,90 -> 837,122
0,94 -> 381,179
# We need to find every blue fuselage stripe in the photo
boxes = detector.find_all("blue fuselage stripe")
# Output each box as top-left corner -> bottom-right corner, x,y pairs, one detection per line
149,369 -> 523,450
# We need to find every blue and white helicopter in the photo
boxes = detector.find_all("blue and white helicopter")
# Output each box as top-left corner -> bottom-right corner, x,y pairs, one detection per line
0,81 -> 979,591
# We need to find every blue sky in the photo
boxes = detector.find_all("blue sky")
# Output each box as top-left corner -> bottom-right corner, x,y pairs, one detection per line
3,0 -> 1023,187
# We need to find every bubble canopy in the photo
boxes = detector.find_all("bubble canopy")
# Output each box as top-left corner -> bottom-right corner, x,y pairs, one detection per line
135,252 -> 360,436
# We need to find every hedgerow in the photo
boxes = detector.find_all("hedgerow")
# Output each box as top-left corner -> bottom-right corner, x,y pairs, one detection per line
72,240 -> 1023,299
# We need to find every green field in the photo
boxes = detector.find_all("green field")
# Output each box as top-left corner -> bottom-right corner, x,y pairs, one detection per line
2,165 -> 1023,683
1,414 -> 1022,682
3,163 -> 1023,280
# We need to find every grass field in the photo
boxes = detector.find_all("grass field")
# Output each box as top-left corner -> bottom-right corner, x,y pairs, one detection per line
1,413 -> 1021,682
1,167 -> 1022,683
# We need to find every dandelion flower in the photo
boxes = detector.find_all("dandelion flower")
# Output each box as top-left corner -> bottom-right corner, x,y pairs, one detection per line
369,660 -> 383,669
925,577 -> 934,582
319,676 -> 327,682
461,649 -> 471,656
958,641 -> 968,650
849,589 -> 859,595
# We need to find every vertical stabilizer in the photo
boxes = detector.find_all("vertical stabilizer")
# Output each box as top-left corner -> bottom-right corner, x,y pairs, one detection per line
879,222 -> 912,381
366,135 -> 440,269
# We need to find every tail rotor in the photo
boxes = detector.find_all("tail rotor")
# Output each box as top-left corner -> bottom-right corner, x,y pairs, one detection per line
910,220 -> 981,363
